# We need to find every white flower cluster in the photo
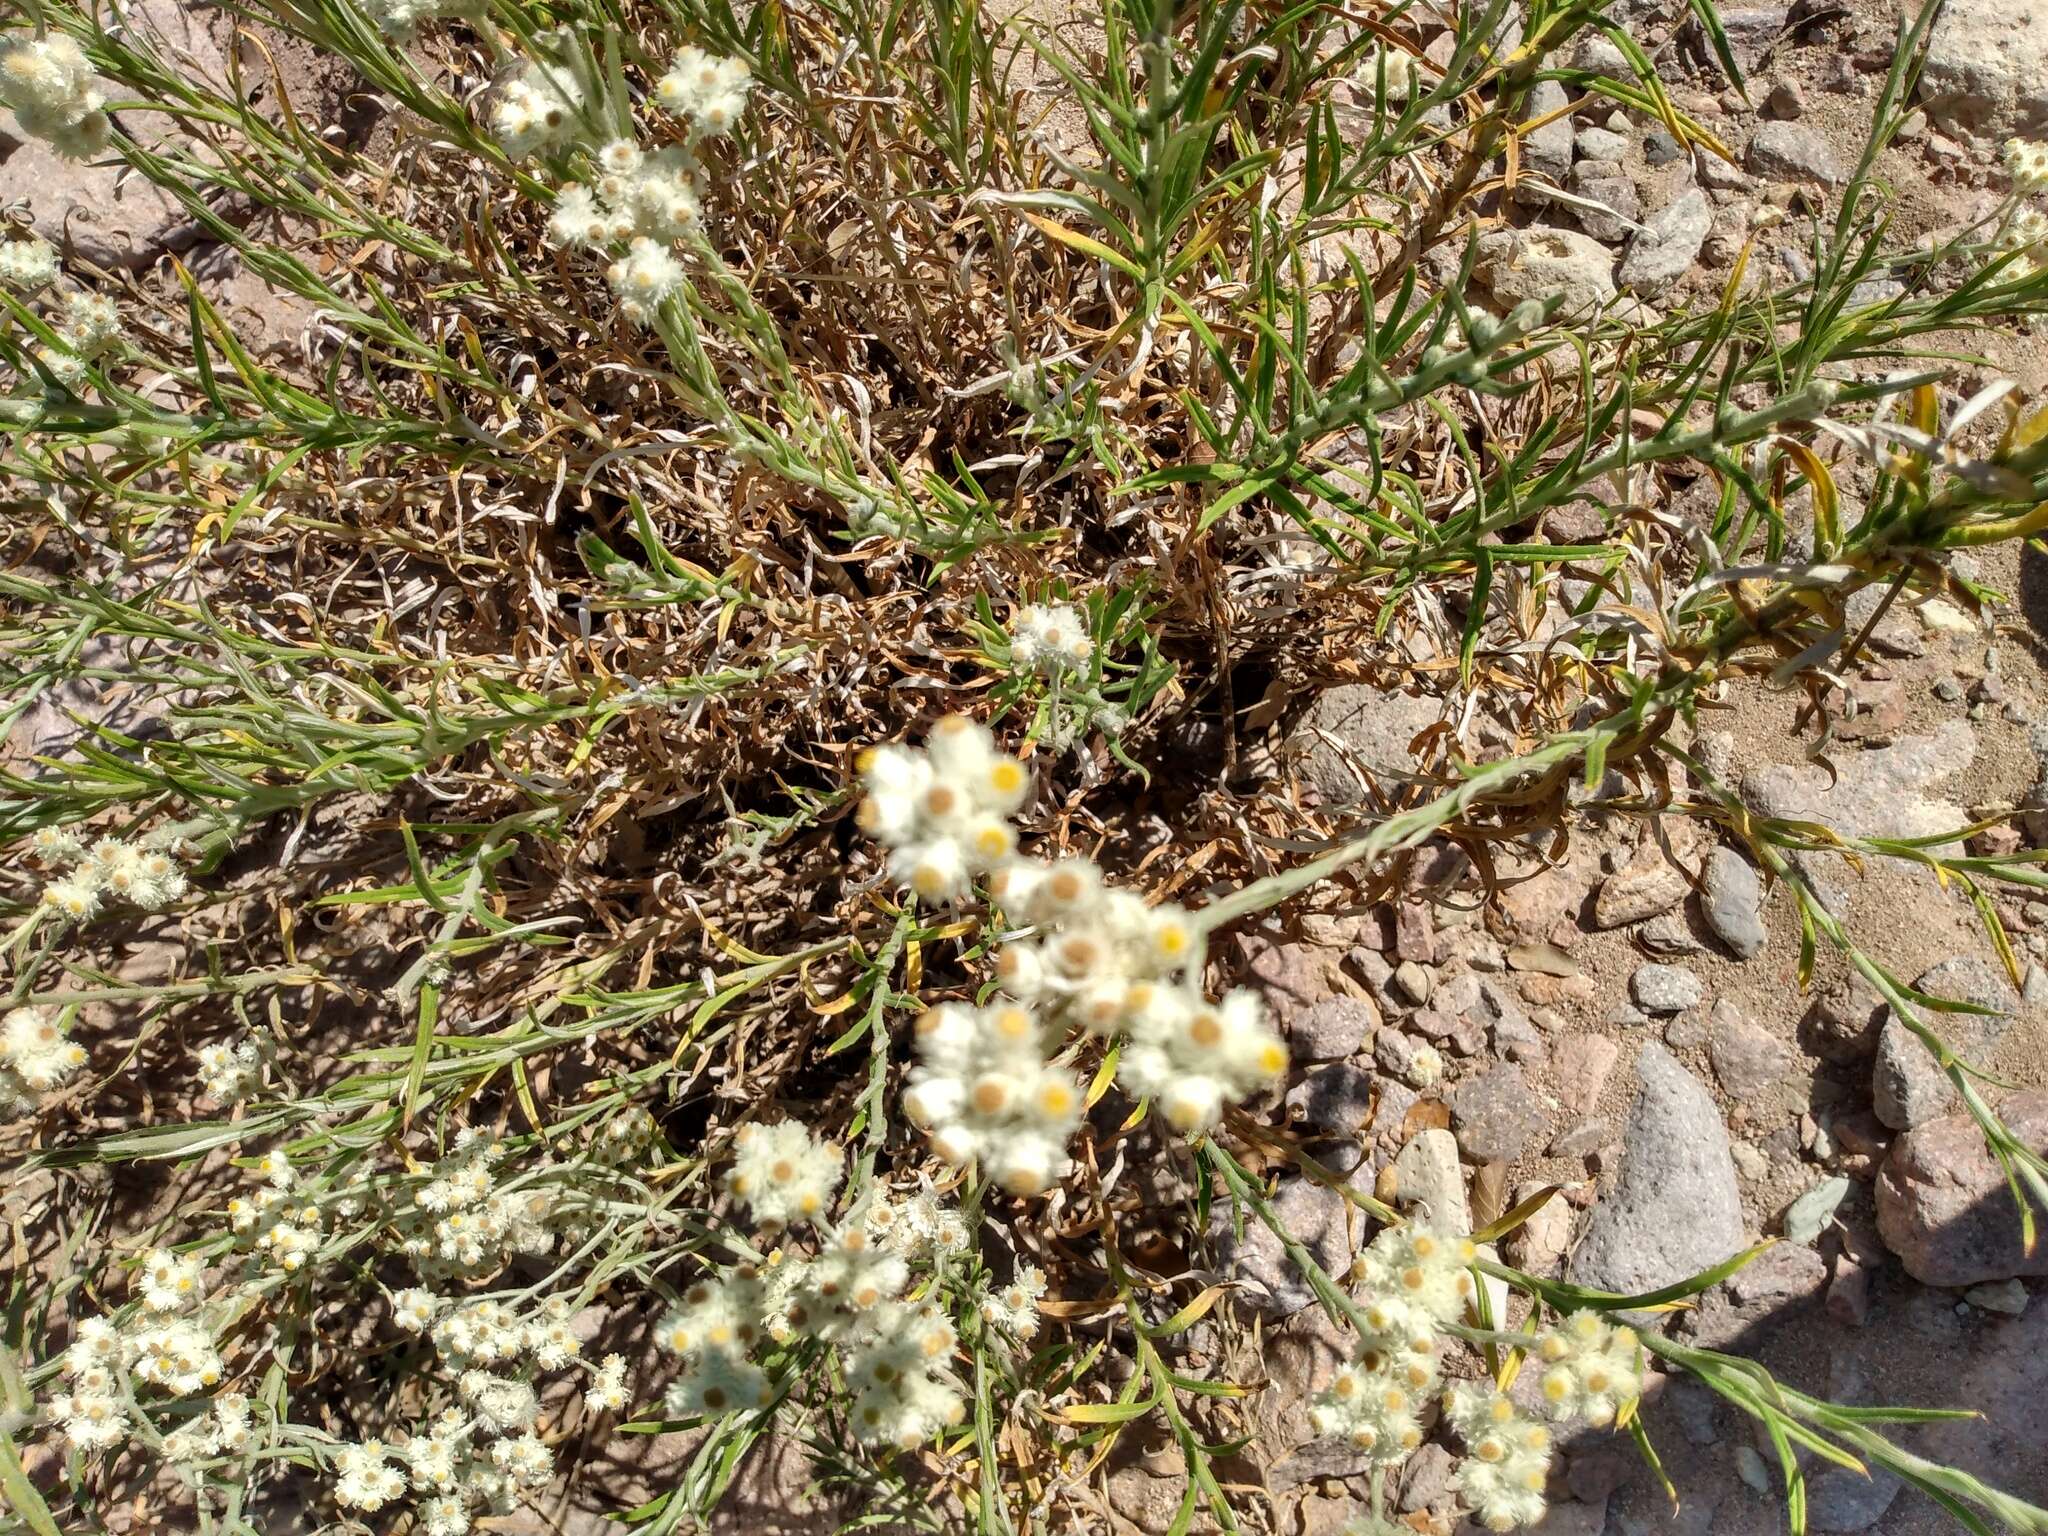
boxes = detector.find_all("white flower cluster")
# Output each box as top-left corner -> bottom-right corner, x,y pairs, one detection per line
1445,1383 -> 1554,1531
862,1176 -> 970,1260
1311,1224 -> 1480,1469
161,1391 -> 255,1464
359,0 -> 468,42
2007,136 -> 2048,197
0,32 -> 109,158
859,717 -> 1286,1187
197,1034 -> 265,1101
725,1119 -> 844,1229
49,1251 -> 224,1452
0,234 -> 57,291
226,1149 -> 323,1272
840,1297 -> 962,1449
548,142 -> 704,252
400,1129 -> 560,1272
658,1269 -> 776,1417
979,1264 -> 1047,1344
1999,207 -> 2048,276
995,860 -> 1283,1136
586,1352 -> 631,1412
490,44 -> 585,160
335,1437 -> 409,1511
653,45 -> 752,140
857,715 -> 1029,903
1007,602 -> 1094,675
1,1005 -> 86,1114
1527,1311 -> 1642,1427
902,1002 -> 1082,1196
33,828 -> 190,924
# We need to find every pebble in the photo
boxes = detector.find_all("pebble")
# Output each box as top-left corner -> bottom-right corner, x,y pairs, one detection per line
1873,956 -> 2017,1130
1746,120 -> 1844,184
1806,1466 -> 1903,1532
1474,226 -> 1617,318
1212,1178 -> 1356,1316
1875,1091 -> 2048,1285
1289,996 -> 1379,1062
1618,188 -> 1712,288
1964,1279 -> 2030,1316
1392,960 -> 1434,1005
1555,1034 -> 1620,1115
1450,1064 -> 1552,1162
1390,1128 -> 1470,1230
1764,79 -> 1805,118
1630,962 -> 1703,1014
1643,128 -> 1682,164
1285,1063 -> 1379,1136
1707,999 -> 1795,1101
1700,846 -> 1767,958
1575,125 -> 1631,162
1593,853 -> 1690,928
1570,1045 -> 1745,1296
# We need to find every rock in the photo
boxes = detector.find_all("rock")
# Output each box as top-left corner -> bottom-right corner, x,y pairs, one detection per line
1491,1003 -> 1547,1066
1391,1127 -> 1470,1229
1742,724 -> 1976,916
1239,929 -> 1337,1027
1393,960 -> 1434,1005
1286,1063 -> 1379,1136
1638,910 -> 1706,958
1576,125 -> 1631,161
1806,970 -> 1887,1062
1965,1278 -> 2030,1315
1411,1007 -> 1486,1056
1524,80 -> 1576,181
1618,189 -> 1711,288
1806,1467 -> 1903,1532
1474,227 -> 1616,318
1765,79 -> 1806,119
1288,685 -> 1442,804
1920,0 -> 2048,138
1701,847 -> 1767,959
1746,120 -> 1843,184
1290,996 -> 1378,1061
1554,1035 -> 1619,1116
1570,1044 -> 1745,1296
1369,1079 -> 1422,1142
1644,129 -> 1682,164
1568,162 -> 1642,243
1873,956 -> 2018,1130
1549,1118 -> 1610,1158
1,137 -> 194,270
1398,1443 -> 1457,1513
1505,1182 -> 1576,1275
1630,963 -> 1702,1014
1826,1259 -> 1873,1326
1708,1001 -> 1796,1101
1594,854 -> 1692,930
1680,1243 -> 1828,1346
1450,1065 -> 1550,1163
1688,4 -> 1788,73
1874,1091 -> 2048,1285
1215,1177 -> 1356,1316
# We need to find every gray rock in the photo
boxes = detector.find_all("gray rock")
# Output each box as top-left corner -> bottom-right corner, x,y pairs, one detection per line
1475,226 -> 1616,318
1766,79 -> 1806,120
1554,1034 -> 1619,1115
1873,956 -> 2018,1129
1571,35 -> 1631,77
1806,1467 -> 1903,1532
1593,853 -> 1691,929
1708,1000 -> 1796,1101
1504,1182 -> 1576,1276
1288,684 -> 1442,805
1689,4 -> 1787,73
1965,1278 -> 2030,1315
1619,189 -> 1711,288
1920,0 -> 2048,139
1411,1006 -> 1486,1056
1569,162 -> 1642,243
1638,910 -> 1707,958
1807,970 -> 1887,1062
1285,1062 -> 1379,1136
1575,125 -> 1631,162
1746,120 -> 1843,184
1742,724 -> 1976,916
1680,1243 -> 1828,1347
1631,963 -> 1702,1014
1701,846 -> 1767,958
1875,1091 -> 2048,1285
1570,1044 -> 1745,1296
1398,1442 -> 1457,1513
1524,79 -> 1576,182
1644,129 -> 1682,165
1290,996 -> 1378,1061
1391,1128 -> 1470,1230
1550,1118 -> 1611,1158
1393,959 -> 1434,1005
1450,1064 -> 1550,1162
1214,1176 -> 1355,1316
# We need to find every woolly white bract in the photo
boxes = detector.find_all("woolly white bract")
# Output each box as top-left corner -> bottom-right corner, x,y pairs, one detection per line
858,714 -> 1029,902
903,1001 -> 1082,1195
725,1119 -> 843,1228
0,234 -> 57,291
1,1005 -> 86,1113
0,31 -> 110,158
1007,602 -> 1094,675
654,46 -> 752,140
2007,136 -> 2048,198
